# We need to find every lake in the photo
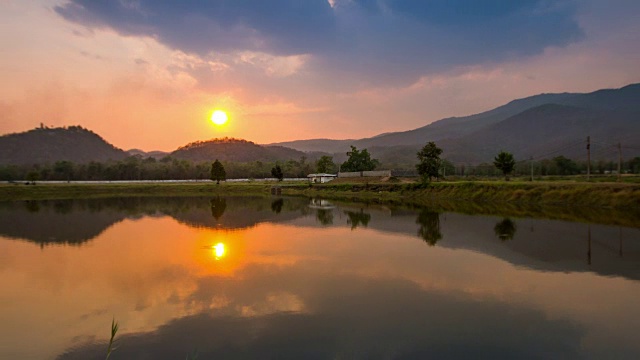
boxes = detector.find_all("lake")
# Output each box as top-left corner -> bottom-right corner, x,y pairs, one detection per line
1,196 -> 639,359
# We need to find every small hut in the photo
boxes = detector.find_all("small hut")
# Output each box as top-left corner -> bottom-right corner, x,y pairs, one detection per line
307,173 -> 337,184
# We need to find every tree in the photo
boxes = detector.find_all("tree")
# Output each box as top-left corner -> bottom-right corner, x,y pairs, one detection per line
210,159 -> 226,184
316,155 -> 336,173
271,164 -> 284,181
416,142 -> 443,183
26,171 -> 40,183
53,160 -> 74,181
493,151 -> 516,181
340,146 -> 379,172
553,155 -> 578,175
629,157 -> 640,174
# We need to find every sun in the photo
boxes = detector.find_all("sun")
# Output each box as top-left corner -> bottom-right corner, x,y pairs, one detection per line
211,110 -> 228,125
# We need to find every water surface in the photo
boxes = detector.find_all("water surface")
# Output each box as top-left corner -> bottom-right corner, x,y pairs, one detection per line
0,197 -> 639,359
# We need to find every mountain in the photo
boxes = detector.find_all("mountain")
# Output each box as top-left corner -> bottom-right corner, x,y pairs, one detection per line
127,149 -> 169,159
0,125 -> 127,165
268,92 -> 580,153
270,83 -> 640,164
171,137 -> 306,163
442,103 -> 640,162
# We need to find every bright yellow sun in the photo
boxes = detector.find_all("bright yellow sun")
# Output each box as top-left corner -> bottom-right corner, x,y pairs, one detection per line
211,110 -> 228,125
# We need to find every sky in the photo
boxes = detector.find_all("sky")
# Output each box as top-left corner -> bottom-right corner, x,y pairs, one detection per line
1,0 -> 639,151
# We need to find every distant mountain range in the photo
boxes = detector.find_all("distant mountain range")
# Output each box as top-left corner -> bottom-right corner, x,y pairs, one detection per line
127,148 -> 169,159
270,83 -> 640,164
0,129 -> 306,166
1,83 -> 639,166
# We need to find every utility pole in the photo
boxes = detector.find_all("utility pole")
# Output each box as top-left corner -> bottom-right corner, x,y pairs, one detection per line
530,156 -> 534,181
618,142 -> 622,182
586,136 -> 591,181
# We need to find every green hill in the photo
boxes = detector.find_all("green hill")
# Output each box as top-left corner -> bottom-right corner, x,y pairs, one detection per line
0,125 -> 127,165
171,137 -> 306,163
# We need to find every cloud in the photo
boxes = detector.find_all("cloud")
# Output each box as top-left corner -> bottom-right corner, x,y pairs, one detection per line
57,266 -> 586,359
55,0 -> 584,86
55,0 -> 337,56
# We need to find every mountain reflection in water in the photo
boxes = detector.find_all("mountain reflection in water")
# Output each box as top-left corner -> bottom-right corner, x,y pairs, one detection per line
0,196 -> 638,359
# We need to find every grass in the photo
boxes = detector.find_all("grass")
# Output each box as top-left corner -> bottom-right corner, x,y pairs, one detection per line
291,179 -> 640,207
3,179 -> 639,208
105,318 -> 118,360
0,181 -> 307,201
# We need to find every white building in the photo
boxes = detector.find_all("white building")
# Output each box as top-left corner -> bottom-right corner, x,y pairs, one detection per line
307,173 -> 337,183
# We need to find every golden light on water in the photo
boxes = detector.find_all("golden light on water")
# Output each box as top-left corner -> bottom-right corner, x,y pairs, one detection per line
213,242 -> 226,259
211,110 -> 228,125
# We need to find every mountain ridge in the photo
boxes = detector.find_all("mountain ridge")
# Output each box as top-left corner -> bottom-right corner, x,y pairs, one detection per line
1,83 -> 639,167
267,83 -> 640,155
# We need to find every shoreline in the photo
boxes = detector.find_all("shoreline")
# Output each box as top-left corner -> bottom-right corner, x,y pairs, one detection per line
2,180 -> 639,207
1,180 -> 639,228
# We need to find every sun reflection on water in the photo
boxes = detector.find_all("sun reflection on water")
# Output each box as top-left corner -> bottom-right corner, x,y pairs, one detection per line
212,242 -> 225,260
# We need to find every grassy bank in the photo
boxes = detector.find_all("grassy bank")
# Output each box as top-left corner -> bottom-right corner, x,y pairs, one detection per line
0,182 -> 278,201
3,180 -> 640,208
283,179 -> 640,228
284,179 -> 640,208
2,179 -> 639,228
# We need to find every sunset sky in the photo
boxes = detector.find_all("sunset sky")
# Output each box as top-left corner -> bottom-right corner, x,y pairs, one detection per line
1,1 -> 639,152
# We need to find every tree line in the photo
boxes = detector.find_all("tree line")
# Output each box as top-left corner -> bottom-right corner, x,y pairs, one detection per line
0,156 -> 316,182
2,147 -> 639,182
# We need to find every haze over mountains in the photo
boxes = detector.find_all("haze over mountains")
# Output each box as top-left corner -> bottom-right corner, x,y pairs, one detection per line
1,83 -> 638,167
271,83 -> 640,164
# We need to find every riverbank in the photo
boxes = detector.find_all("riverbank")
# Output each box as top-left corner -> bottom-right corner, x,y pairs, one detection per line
283,179 -> 640,228
0,182 -> 276,201
286,180 -> 640,208
2,179 -> 639,208
2,180 -> 639,228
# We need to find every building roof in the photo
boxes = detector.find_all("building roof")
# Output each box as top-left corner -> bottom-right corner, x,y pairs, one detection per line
307,173 -> 338,178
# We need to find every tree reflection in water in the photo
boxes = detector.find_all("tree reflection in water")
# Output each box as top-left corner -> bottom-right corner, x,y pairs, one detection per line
316,209 -> 334,225
271,198 -> 284,214
494,218 -> 517,241
416,209 -> 442,246
210,197 -> 227,221
345,209 -> 371,230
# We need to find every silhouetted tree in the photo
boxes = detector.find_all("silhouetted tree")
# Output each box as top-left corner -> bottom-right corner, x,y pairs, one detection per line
54,160 -> 74,181
553,155 -> 579,175
316,155 -> 336,173
210,197 -> 227,220
494,218 -> 517,241
26,171 -> 40,183
271,164 -> 284,181
416,142 -> 443,183
210,159 -> 226,184
629,157 -> 640,174
416,209 -> 442,246
340,146 -> 379,172
493,151 -> 516,181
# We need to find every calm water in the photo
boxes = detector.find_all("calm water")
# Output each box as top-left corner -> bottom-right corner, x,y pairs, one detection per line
1,196 -> 639,359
